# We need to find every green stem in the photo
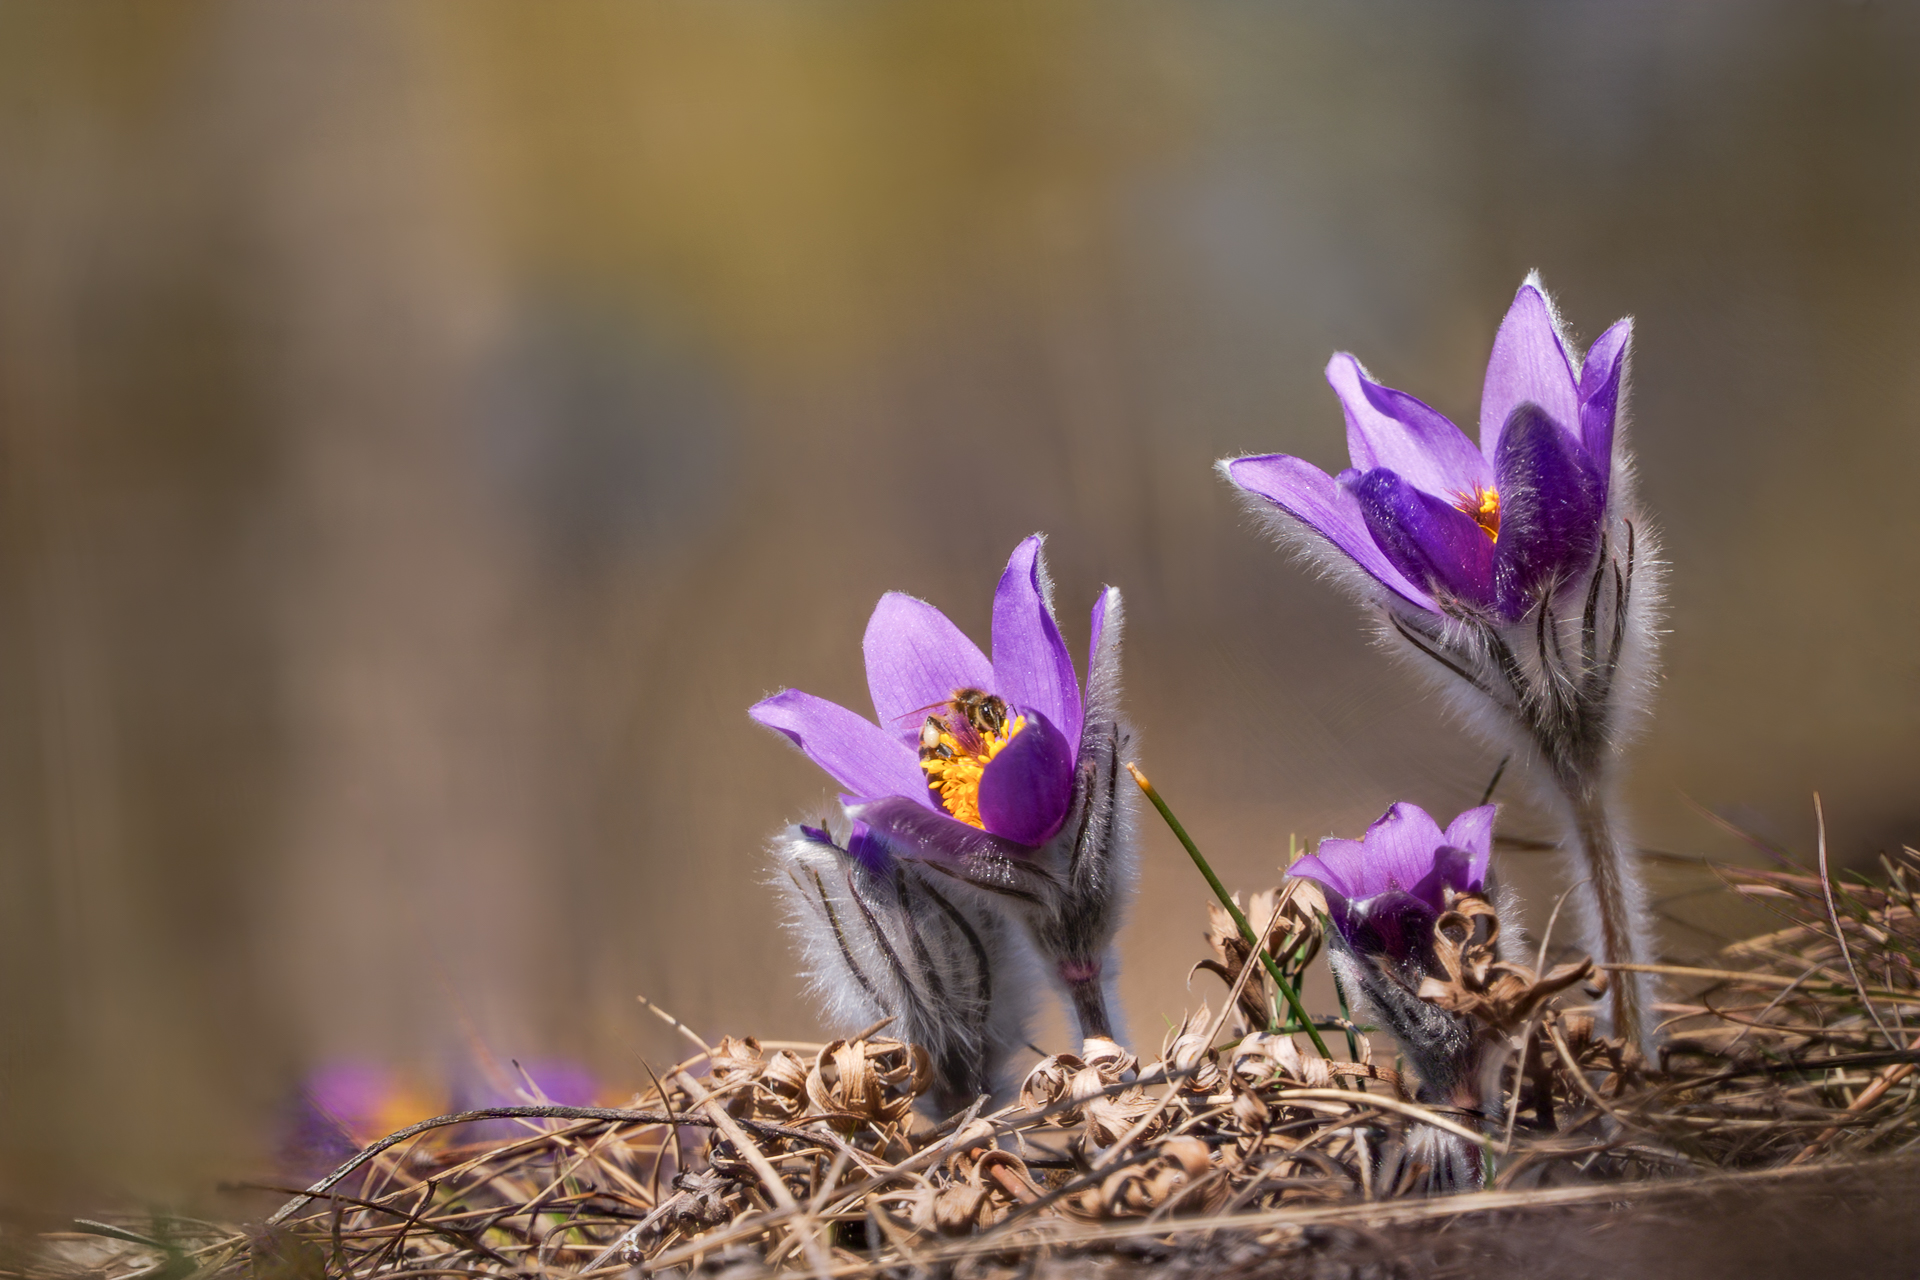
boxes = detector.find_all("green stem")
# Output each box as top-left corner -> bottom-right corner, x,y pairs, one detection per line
1128,764 -> 1337,1063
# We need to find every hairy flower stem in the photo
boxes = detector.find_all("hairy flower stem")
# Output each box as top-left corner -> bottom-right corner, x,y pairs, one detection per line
1557,770 -> 1644,1046
1127,763 -> 1337,1063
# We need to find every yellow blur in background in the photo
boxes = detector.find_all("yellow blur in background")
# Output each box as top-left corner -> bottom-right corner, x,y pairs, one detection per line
1,2 -> 1917,1199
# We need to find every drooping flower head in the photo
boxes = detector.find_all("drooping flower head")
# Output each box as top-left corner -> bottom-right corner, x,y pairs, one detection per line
1289,803 -> 1495,968
752,535 -> 1136,1043
1222,276 -> 1629,622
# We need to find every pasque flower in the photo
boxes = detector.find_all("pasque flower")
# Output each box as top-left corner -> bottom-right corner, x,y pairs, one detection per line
1289,803 -> 1501,1193
1223,275 -> 1661,1046
1290,802 -> 1494,971
752,535 -> 1136,1049
1221,277 -> 1625,624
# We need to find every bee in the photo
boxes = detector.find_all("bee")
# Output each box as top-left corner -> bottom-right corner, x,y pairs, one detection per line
914,687 -> 1012,761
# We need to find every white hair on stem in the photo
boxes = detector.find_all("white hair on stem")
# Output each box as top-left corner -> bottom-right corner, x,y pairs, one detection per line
769,819 -> 1038,1113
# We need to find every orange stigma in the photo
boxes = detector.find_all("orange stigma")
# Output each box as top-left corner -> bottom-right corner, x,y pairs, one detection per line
1454,484 -> 1501,542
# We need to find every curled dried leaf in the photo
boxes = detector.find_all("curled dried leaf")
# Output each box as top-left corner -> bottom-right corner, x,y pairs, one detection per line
1232,1086 -> 1271,1129
1079,1037 -> 1138,1080
662,1169 -> 737,1232
754,1049 -> 810,1121
709,1035 -> 764,1082
1162,1004 -> 1223,1095
922,1181 -> 991,1235
1087,1137 -> 1218,1218
805,1036 -> 931,1129
1418,892 -> 1596,1032
1229,1032 -> 1305,1090
1200,885 -> 1326,1032
1020,1052 -> 1085,1119
1082,1083 -> 1166,1155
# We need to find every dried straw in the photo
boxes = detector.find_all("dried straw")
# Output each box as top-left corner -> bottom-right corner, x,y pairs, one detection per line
21,846 -> 1920,1279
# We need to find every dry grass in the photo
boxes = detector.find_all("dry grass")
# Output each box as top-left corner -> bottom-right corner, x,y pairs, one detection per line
16,845 -> 1920,1279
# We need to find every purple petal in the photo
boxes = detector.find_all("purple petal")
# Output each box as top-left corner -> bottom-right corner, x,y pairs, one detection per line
306,1062 -> 395,1133
1290,843 -> 1365,900
749,689 -> 932,807
863,592 -> 994,744
1577,317 -> 1632,476
991,537 -> 1082,753
1360,802 -> 1451,895
1343,889 -> 1440,966
1443,805 -> 1498,862
1327,354 -> 1491,499
1491,404 -> 1607,619
1224,454 -> 1438,612
1346,469 -> 1498,611
851,793 -> 1032,865
1410,846 -> 1479,910
976,708 -> 1074,846
1480,280 -> 1580,465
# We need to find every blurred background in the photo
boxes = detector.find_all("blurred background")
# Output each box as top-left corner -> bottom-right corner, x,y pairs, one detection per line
1,0 -> 1916,1200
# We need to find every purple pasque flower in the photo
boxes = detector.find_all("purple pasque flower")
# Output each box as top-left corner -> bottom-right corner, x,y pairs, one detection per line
1222,275 -> 1660,1050
752,534 -> 1092,853
1222,275 -> 1629,623
1290,802 -> 1499,1167
1289,802 -> 1495,968
752,535 -> 1135,1041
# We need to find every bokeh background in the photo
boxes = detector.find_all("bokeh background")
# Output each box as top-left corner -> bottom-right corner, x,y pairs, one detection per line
2,1 -> 1917,1200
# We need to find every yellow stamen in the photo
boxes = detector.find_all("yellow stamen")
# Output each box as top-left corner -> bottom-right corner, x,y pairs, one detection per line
920,714 -> 1027,829
1454,484 -> 1501,542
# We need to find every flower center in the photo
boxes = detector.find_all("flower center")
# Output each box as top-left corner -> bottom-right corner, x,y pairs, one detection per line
917,689 -> 1025,829
1453,484 -> 1501,542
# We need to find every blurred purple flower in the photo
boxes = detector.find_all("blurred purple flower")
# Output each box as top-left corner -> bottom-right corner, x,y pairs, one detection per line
1223,277 -> 1628,622
753,535 -> 1136,1042
278,1062 -> 443,1180
1289,802 -> 1494,968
